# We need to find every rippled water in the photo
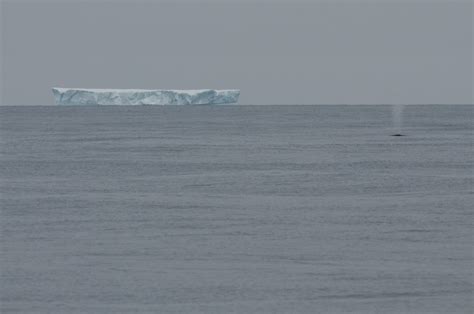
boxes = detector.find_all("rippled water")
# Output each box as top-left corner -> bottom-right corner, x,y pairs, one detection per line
1,105 -> 473,313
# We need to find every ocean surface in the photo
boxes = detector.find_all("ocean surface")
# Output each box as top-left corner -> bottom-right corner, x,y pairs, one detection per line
1,105 -> 472,313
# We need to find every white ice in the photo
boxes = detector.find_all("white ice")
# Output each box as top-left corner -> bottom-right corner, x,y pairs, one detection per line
52,88 -> 240,105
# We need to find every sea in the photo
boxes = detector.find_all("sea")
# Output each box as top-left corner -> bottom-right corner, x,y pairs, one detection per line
1,105 -> 472,313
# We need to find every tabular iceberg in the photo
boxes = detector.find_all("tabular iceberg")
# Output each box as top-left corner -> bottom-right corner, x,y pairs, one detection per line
52,88 -> 240,106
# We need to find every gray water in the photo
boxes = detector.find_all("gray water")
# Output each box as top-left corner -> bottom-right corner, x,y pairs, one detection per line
1,105 -> 473,313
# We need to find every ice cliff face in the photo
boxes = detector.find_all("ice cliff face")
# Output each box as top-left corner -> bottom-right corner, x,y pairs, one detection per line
52,88 -> 240,105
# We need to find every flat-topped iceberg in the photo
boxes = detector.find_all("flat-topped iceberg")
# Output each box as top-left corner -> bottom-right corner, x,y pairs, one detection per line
52,88 -> 240,105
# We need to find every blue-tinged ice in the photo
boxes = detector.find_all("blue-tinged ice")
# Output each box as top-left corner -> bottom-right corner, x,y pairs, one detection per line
52,88 -> 240,105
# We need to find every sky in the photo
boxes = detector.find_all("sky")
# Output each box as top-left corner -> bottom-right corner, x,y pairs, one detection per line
1,0 -> 472,105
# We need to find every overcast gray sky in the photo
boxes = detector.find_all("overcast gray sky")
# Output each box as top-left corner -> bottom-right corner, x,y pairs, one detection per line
1,0 -> 472,105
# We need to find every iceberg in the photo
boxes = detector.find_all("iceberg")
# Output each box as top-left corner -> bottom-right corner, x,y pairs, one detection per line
52,88 -> 240,105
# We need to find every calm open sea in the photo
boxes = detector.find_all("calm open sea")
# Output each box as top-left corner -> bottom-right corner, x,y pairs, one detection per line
1,105 -> 473,313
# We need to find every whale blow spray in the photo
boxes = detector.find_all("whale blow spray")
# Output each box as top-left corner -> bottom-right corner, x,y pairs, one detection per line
392,104 -> 405,136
